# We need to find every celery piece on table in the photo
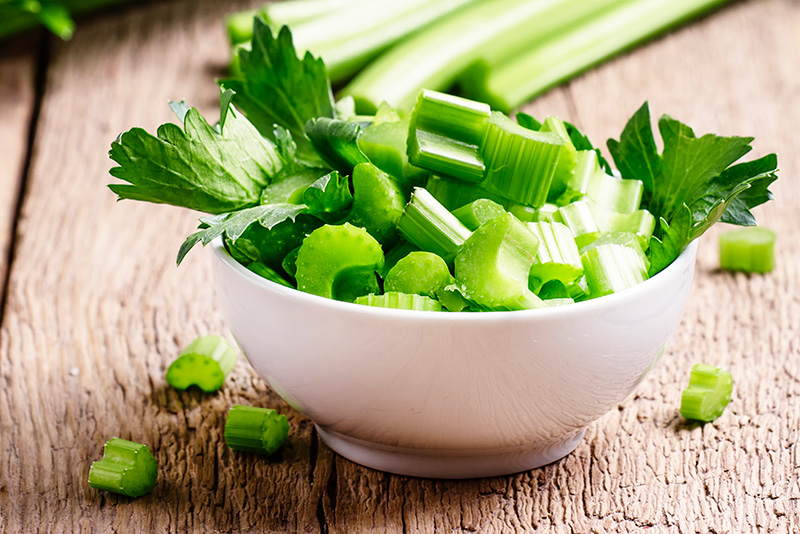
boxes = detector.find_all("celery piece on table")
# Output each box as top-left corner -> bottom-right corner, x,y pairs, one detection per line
348,162 -> 406,244
580,243 -> 649,298
88,438 -> 158,498
527,221 -> 583,292
718,227 -> 776,274
397,188 -> 472,263
294,223 -> 385,301
454,213 -> 543,311
680,364 -> 733,422
165,336 -> 239,393
355,292 -> 443,312
452,199 -> 506,231
384,251 -> 454,299
225,405 -> 289,455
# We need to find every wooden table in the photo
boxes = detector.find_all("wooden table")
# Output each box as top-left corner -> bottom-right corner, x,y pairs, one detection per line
1,0 -> 798,532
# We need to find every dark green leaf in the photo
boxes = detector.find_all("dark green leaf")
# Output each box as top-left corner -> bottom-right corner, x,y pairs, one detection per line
515,112 -> 541,131
305,117 -> 369,174
607,102 -> 661,203
303,171 -> 353,215
647,206 -> 691,276
563,120 -> 612,173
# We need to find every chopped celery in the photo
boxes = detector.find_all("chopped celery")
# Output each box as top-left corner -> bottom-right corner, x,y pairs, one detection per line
580,243 -> 649,298
680,364 -> 733,422
452,199 -> 506,231
592,207 -> 656,249
260,167 -> 327,205
294,223 -> 385,301
357,119 -> 429,192
454,213 -> 543,311
225,405 -> 289,454
553,200 -> 601,249
537,279 -> 570,299
527,221 -> 583,292
567,276 -> 590,301
384,251 -> 453,298
437,284 -> 472,312
355,292 -> 442,311
505,202 -> 537,223
305,118 -> 369,174
224,215 -> 322,275
543,297 -> 575,307
88,438 -> 158,498
247,261 -> 294,288
719,227 -> 776,274
397,188 -> 472,263
557,150 -> 602,206
165,335 -> 239,393
425,174 -> 506,211
586,172 -> 644,214
380,241 -> 418,278
349,162 -> 406,244
540,116 -> 578,202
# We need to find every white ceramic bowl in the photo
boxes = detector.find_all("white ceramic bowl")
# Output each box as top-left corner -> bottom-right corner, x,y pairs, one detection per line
211,238 -> 698,478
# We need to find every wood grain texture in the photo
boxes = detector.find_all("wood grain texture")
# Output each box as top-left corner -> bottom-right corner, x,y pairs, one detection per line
1,0 -> 799,532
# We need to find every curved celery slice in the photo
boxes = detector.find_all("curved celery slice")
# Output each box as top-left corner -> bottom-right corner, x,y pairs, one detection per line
355,292 -> 442,311
224,405 -> 289,455
680,364 -> 733,422
349,162 -> 406,244
580,243 -> 649,298
247,261 -> 294,288
586,172 -> 644,214
397,188 -> 472,263
88,438 -> 158,498
719,227 -> 776,274
165,335 -> 239,393
527,221 -> 583,292
540,116 -> 578,202
380,241 -> 418,278
554,200 -> 601,249
425,174 -> 505,211
294,223 -> 385,301
452,198 -> 506,231
454,213 -> 543,311
384,251 -> 453,298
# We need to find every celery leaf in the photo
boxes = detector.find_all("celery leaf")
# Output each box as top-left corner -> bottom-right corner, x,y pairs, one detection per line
305,118 -> 369,174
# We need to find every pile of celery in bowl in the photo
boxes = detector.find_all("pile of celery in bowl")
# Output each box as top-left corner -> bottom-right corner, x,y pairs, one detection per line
108,22 -> 777,312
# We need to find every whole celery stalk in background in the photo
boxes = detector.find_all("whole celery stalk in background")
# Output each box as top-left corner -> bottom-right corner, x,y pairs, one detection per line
0,0 -> 131,40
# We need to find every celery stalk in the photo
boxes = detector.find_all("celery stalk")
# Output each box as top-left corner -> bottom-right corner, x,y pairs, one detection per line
355,292 -> 443,312
397,188 -> 472,262
581,243 -> 649,298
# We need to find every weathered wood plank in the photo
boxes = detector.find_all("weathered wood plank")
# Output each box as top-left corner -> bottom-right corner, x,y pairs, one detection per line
1,0 -> 799,532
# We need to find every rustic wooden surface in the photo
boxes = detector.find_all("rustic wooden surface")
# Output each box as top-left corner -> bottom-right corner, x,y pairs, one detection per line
0,0 -> 798,532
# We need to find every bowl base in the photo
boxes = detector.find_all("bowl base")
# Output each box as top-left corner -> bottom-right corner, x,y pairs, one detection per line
315,426 -> 586,479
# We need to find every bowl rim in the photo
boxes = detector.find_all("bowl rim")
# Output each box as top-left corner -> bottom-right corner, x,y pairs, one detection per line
211,237 -> 698,322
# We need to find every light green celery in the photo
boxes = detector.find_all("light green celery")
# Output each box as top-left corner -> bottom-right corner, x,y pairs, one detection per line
469,0 -> 731,111
567,276 -> 589,301
349,162 -> 406,244
88,438 -> 158,498
165,335 -> 239,393
537,279 -> 569,299
680,364 -> 733,422
452,199 -> 507,231
718,227 -> 776,274
407,90 -> 491,182
540,116 -> 578,202
580,243 -> 649,298
437,284 -> 471,312
480,113 -> 564,208
224,405 -> 289,454
543,297 -> 575,307
355,292 -> 442,311
379,241 -> 418,278
342,0 -> 607,112
554,200 -> 601,248
384,251 -> 454,298
592,207 -> 656,248
527,221 -> 583,292
454,213 -> 543,311
425,174 -> 505,211
294,223 -> 385,301
505,203 -> 537,222
260,167 -> 326,205
227,0 -> 361,44
397,188 -> 473,262
586,173 -> 644,214
358,119 -> 429,192
557,150 -> 601,206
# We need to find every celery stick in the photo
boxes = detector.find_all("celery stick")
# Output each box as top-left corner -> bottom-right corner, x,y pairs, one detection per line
165,336 -> 239,393
397,188 -> 472,263
349,162 -> 406,244
225,405 -> 289,455
355,292 -> 443,312
384,251 -> 454,298
469,0 -> 731,111
454,213 -> 543,311
554,200 -> 601,249
540,116 -> 578,202
527,221 -> 583,292
581,243 -> 649,298
592,207 -> 656,248
88,438 -> 158,498
557,150 -> 601,206
586,173 -> 644,214
719,227 -> 776,274
680,364 -> 733,422
452,199 -> 506,231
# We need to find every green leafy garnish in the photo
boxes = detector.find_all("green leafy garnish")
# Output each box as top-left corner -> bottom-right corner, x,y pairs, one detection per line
607,102 -> 777,275
305,118 -> 370,174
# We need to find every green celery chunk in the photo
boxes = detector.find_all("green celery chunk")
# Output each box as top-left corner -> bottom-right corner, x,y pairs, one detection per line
557,149 -> 601,205
380,240 -> 418,278
719,227 -> 776,274
680,364 -> 733,422
425,174 -> 506,211
88,438 -> 158,498
334,271 -> 381,303
454,212 -> 544,311
165,335 -> 240,393
480,112 -> 564,208
349,162 -> 406,244
553,200 -> 601,248
397,187 -> 472,263
580,243 -> 649,298
527,221 -> 583,292
224,405 -> 289,455
384,251 -> 454,298
540,116 -> 578,202
580,231 -> 645,256
567,276 -> 589,301
586,172 -> 643,214
592,206 -> 655,247
247,261 -> 294,288
537,279 -> 569,299
295,223 -> 385,301
437,284 -> 471,312
260,167 -> 327,205
452,198 -> 507,230
407,89 -> 491,182
355,292 -> 442,311
505,202 -> 537,222
358,118 -> 429,192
